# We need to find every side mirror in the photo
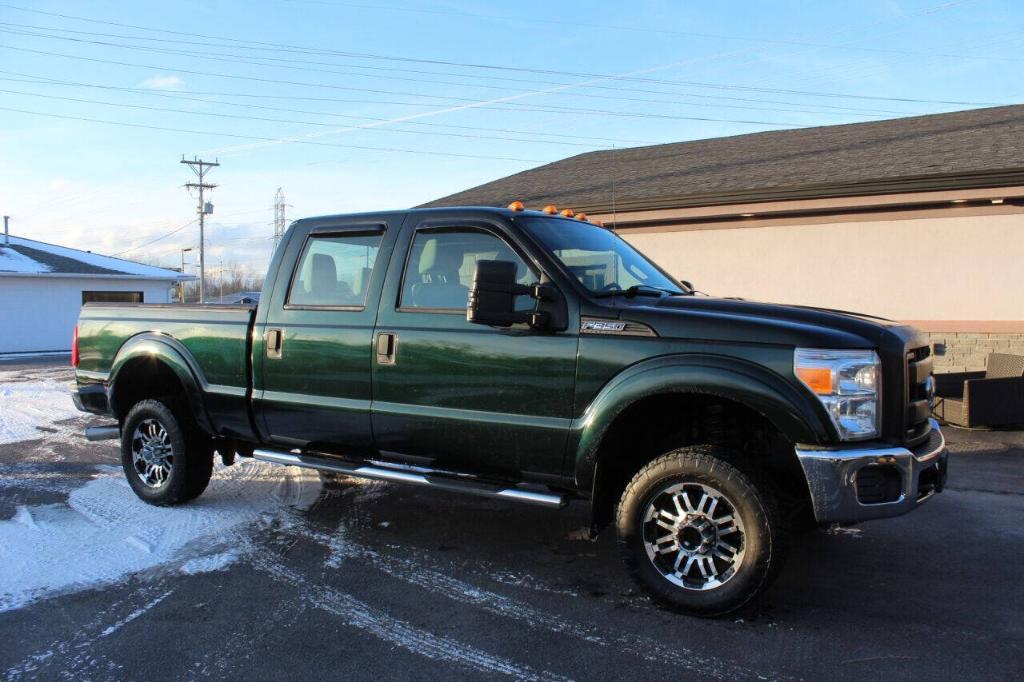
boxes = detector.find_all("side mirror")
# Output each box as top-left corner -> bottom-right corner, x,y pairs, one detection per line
467,260 -> 545,328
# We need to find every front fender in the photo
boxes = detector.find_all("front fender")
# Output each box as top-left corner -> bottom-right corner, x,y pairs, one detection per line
570,353 -> 833,489
108,333 -> 213,432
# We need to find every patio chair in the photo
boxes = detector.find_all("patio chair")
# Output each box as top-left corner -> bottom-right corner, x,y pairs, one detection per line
933,352 -> 1024,427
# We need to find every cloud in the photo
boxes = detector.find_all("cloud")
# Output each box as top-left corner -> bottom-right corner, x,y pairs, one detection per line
137,74 -> 184,90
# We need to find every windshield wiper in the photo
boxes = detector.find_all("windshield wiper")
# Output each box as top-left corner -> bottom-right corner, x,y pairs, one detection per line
593,285 -> 684,299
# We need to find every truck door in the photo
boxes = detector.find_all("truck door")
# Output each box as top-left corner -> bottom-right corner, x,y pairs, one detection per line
253,215 -> 400,453
370,215 -> 578,478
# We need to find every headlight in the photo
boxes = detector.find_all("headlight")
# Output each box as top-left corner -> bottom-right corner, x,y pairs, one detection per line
794,348 -> 880,441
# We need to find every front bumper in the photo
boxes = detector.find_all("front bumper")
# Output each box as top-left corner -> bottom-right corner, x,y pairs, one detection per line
795,418 -> 948,524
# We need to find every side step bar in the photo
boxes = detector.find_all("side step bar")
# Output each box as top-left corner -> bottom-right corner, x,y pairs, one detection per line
85,425 -> 120,442
253,448 -> 567,509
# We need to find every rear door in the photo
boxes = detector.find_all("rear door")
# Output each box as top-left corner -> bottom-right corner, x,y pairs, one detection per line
370,213 -> 579,478
253,214 -> 401,453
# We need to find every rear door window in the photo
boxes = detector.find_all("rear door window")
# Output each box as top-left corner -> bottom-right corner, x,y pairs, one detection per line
288,233 -> 382,308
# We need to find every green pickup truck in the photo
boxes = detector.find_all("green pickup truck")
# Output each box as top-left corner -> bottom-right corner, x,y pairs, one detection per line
73,205 -> 947,615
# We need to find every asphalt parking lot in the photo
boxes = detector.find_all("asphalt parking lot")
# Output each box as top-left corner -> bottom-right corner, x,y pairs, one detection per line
1,359 -> 1022,680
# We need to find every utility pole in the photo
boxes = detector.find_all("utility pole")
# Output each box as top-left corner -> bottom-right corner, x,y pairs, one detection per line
272,187 -> 289,253
3,215 -> 9,245
181,157 -> 219,303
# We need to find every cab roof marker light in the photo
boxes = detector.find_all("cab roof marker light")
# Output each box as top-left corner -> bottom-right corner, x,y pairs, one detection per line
560,208 -> 575,217
576,212 -> 588,221
542,205 -> 558,215
507,201 -> 525,211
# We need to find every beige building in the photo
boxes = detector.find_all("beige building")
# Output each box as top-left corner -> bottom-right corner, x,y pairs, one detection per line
424,105 -> 1024,373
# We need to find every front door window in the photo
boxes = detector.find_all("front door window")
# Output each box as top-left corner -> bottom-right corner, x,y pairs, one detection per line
400,229 -> 537,312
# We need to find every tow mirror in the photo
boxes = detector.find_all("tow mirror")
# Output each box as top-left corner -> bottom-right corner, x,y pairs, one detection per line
467,260 -> 547,328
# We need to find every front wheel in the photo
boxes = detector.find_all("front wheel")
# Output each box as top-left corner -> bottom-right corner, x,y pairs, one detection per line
120,399 -> 214,506
616,445 -> 787,616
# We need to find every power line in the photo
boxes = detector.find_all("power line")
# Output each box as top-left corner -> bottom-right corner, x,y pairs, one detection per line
0,105 -> 553,161
0,5 -> 1005,107
0,43 -> 828,122
283,0 -> 989,61
0,23 -> 952,117
0,19 -> 947,117
0,86 -> 655,147
110,219 -> 196,256
2,0 -> 1013,78
0,51 -> 824,132
0,70 -> 664,143
0,86 -> 830,152
0,69 -> 908,130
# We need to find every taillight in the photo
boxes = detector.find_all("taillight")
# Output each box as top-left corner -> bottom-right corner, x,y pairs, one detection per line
71,326 -> 79,367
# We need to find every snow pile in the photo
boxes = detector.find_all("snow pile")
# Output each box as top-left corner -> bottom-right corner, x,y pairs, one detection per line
0,461 -> 320,612
0,245 -> 50,273
0,380 -> 81,444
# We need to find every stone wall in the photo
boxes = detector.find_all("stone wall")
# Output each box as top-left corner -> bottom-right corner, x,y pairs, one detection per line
928,333 -> 1024,373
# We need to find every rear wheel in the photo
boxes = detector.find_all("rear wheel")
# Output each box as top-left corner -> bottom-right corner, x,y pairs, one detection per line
616,444 -> 787,616
121,399 -> 214,506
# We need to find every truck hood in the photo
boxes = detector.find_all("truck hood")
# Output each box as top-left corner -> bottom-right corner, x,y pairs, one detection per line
606,295 -> 922,349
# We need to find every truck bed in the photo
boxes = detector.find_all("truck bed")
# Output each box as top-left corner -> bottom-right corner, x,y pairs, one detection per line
77,303 -> 255,387
75,303 -> 257,438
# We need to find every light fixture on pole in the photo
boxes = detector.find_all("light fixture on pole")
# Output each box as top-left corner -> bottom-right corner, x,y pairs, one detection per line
180,247 -> 193,303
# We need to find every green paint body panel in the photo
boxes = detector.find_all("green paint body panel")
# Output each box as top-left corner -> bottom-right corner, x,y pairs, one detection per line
76,305 -> 255,439
251,213 -> 404,453
370,213 -> 579,477
74,206 -> 926,502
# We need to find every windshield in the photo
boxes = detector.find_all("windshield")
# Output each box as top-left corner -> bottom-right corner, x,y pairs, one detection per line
521,217 -> 685,295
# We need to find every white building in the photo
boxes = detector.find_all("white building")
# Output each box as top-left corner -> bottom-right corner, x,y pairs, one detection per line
0,235 -> 192,356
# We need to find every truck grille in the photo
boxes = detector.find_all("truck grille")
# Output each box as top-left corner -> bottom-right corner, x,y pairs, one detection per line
905,346 -> 932,445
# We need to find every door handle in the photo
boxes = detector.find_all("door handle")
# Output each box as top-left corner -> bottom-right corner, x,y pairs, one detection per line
266,328 -> 284,359
376,331 -> 397,365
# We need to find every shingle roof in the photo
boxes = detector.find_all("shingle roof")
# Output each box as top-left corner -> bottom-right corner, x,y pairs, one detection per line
420,105 -> 1024,212
0,236 -> 191,279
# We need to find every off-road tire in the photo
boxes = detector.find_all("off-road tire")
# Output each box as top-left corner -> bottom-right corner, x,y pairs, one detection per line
120,399 -> 214,506
616,444 -> 787,616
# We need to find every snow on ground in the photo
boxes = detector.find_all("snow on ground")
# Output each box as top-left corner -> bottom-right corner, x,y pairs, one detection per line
0,367 -> 322,612
0,460 -> 320,612
0,379 -> 81,445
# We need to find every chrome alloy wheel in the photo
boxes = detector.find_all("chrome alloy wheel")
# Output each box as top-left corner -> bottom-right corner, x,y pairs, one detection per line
131,418 -> 173,488
642,482 -> 746,591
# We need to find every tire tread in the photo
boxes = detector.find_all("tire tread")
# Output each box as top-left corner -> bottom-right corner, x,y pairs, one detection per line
121,399 -> 214,506
615,444 -> 788,616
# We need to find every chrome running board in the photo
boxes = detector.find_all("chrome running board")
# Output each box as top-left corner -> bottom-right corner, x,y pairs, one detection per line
253,448 -> 567,509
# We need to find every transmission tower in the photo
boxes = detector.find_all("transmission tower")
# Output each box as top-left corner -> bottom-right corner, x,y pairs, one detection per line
273,187 -> 290,253
181,157 -> 219,303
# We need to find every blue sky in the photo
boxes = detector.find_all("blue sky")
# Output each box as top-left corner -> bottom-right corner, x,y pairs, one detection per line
0,0 -> 1021,274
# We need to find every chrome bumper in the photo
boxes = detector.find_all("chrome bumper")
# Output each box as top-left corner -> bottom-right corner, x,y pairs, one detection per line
795,418 -> 948,524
